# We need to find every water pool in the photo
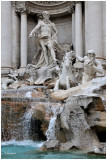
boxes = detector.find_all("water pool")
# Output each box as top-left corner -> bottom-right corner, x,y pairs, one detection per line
1,140 -> 106,159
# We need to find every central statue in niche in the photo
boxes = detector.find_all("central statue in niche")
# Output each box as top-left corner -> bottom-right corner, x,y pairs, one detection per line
29,11 -> 60,68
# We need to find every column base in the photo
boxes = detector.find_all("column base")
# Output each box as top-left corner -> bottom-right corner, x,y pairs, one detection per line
1,67 -> 12,78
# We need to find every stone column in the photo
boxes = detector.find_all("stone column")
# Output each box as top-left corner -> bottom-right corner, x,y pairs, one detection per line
102,2 -> 106,58
12,2 -> 20,69
72,8 -> 75,51
1,1 -> 12,71
20,10 -> 27,69
85,2 -> 103,57
75,2 -> 83,57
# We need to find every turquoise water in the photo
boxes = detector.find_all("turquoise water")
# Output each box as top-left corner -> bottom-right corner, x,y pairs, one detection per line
1,140 -> 106,159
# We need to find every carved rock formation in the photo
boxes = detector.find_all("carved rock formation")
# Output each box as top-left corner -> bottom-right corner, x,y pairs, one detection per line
51,77 -> 106,101
40,76 -> 106,154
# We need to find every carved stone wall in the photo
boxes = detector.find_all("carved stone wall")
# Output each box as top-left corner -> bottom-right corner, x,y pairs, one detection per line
52,16 -> 72,44
85,1 -> 106,58
1,1 -> 12,71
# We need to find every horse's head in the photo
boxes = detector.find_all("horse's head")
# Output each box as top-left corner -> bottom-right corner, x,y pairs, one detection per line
64,51 -> 76,68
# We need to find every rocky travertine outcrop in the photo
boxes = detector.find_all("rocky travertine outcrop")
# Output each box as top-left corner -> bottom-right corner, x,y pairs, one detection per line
41,77 -> 106,154
41,105 -> 100,151
2,76 -> 106,154
41,102 -> 105,154
51,77 -> 106,101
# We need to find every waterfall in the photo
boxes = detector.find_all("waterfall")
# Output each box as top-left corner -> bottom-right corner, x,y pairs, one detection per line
1,86 -> 63,142
46,105 -> 63,141
22,105 -> 34,140
46,116 -> 57,141
1,88 -> 35,141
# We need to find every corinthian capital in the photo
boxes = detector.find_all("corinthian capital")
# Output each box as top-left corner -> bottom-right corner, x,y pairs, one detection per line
15,7 -> 30,14
68,6 -> 75,14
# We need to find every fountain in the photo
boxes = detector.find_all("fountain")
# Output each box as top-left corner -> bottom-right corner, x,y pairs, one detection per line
1,9 -> 106,159
46,116 -> 57,141
46,105 -> 63,141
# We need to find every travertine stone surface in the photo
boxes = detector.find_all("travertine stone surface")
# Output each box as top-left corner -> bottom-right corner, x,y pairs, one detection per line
51,76 -> 106,101
1,1 -> 12,70
12,3 -> 20,69
75,2 -> 83,57
102,1 -> 106,58
53,16 -> 72,45
27,17 -> 38,64
85,2 -> 104,57
21,12 -> 27,68
72,10 -> 75,50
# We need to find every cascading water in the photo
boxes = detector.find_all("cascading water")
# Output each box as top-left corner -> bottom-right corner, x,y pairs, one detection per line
25,91 -> 32,98
46,116 -> 57,141
1,87 -> 47,141
22,105 -> 34,140
46,105 -> 63,141
1,87 -> 106,159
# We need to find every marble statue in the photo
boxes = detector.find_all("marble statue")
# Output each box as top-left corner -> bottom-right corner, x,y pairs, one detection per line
29,11 -> 60,68
54,51 -> 77,91
76,50 -> 104,83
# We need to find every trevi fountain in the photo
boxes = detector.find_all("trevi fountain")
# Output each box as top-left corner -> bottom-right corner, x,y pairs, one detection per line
1,1 -> 106,159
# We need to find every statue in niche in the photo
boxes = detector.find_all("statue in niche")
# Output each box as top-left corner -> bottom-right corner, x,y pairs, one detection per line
54,51 -> 77,91
29,11 -> 62,68
76,50 -> 104,83
25,43 -> 74,85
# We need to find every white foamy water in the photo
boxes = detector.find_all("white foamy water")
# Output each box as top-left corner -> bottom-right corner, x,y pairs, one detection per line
22,106 -> 35,139
51,105 -> 63,116
46,106 -> 63,141
1,139 -> 44,148
25,91 -> 32,98
46,116 -> 56,141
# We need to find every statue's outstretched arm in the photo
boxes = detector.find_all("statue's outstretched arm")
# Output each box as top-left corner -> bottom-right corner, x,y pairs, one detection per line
94,59 -> 104,74
29,22 -> 41,38
76,55 -> 84,62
